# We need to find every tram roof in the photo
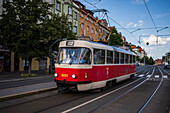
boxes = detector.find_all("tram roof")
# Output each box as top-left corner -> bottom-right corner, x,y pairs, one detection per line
59,40 -> 136,55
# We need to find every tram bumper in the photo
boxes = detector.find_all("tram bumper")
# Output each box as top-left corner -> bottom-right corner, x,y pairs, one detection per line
54,79 -> 91,90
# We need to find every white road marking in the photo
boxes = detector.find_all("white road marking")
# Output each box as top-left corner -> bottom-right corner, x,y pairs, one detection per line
138,74 -> 144,77
163,75 -> 168,79
147,75 -> 151,78
155,75 -> 159,78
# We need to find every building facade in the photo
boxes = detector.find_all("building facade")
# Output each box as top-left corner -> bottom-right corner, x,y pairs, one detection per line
52,0 -> 79,36
98,19 -> 110,41
73,0 -> 99,41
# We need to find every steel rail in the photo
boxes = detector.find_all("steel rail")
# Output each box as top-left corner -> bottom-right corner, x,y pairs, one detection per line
158,66 -> 170,75
87,66 -> 155,113
137,66 -> 164,113
62,66 -> 155,113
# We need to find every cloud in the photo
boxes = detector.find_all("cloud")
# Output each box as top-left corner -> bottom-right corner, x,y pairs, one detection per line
126,20 -> 144,28
126,22 -> 133,28
131,0 -> 150,4
155,13 -> 170,19
138,20 -> 143,23
142,35 -> 170,45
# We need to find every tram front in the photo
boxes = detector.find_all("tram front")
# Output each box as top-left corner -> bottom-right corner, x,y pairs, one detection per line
54,40 -> 93,91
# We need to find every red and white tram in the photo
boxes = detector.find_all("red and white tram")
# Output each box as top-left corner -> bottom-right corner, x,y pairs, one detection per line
54,40 -> 136,91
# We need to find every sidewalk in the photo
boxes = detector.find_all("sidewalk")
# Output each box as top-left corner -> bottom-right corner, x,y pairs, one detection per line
0,71 -> 53,82
0,71 -> 57,101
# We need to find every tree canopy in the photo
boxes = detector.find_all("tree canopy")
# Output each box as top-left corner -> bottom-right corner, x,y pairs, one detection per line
107,27 -> 123,46
140,56 -> 155,65
0,0 -> 76,73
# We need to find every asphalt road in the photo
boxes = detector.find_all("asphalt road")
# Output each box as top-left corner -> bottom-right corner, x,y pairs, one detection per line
0,65 -> 169,113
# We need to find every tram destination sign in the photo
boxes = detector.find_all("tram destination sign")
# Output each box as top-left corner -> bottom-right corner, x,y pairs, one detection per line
66,41 -> 74,46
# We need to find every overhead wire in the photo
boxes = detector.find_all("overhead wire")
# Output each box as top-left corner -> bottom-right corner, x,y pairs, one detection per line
83,0 -> 140,44
143,0 -> 158,32
143,0 -> 159,43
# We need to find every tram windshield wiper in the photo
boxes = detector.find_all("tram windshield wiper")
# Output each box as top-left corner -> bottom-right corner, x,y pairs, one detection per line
58,60 -> 63,65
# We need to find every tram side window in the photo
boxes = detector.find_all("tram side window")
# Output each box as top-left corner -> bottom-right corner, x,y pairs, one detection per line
125,54 -> 129,64
114,51 -> 119,64
130,55 -> 133,63
107,50 -> 113,64
94,49 -> 105,64
120,53 -> 124,64
133,55 -> 136,63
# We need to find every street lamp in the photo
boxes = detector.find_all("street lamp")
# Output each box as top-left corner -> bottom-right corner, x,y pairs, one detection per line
49,38 -> 66,74
130,28 -> 141,34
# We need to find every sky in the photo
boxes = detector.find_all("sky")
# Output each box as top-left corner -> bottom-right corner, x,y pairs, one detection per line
78,0 -> 170,60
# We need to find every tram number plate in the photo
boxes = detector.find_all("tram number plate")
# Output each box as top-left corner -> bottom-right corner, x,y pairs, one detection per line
61,74 -> 68,77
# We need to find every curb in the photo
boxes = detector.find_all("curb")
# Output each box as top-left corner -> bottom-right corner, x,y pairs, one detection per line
0,87 -> 57,102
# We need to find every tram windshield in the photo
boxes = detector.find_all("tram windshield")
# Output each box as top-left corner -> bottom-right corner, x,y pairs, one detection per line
59,47 -> 91,64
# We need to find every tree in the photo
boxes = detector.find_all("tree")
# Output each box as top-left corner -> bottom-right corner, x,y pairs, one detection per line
0,0 -> 76,74
140,56 -> 155,65
148,57 -> 155,65
107,27 -> 123,46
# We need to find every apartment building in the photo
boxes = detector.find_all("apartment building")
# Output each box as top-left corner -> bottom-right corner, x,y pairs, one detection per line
98,19 -> 110,41
130,45 -> 146,59
73,0 -> 99,41
52,0 -> 79,36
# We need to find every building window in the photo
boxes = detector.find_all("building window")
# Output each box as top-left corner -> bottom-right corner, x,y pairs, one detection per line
87,26 -> 89,32
95,29 -> 97,34
91,28 -> 94,33
3,0 -> 9,3
81,23 -> 84,29
74,12 -> 77,20
56,1 -> 61,11
73,26 -> 77,33
62,3 -> 64,13
87,16 -> 89,21
68,22 -> 72,30
68,6 -> 72,15
81,13 -> 84,18
91,20 -> 93,23
94,49 -> 105,64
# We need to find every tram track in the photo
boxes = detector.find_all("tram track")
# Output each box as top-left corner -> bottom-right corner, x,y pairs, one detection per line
60,66 -> 154,113
137,66 -> 164,113
34,66 -> 153,113
0,66 -> 162,113
0,91 -> 93,111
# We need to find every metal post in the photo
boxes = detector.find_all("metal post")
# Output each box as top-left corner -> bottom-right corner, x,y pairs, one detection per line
49,39 -> 66,74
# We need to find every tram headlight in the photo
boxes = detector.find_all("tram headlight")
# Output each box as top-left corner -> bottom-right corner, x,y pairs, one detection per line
54,73 -> 58,77
72,74 -> 76,79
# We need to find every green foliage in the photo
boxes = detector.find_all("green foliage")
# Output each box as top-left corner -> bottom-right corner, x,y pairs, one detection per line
107,27 -> 123,46
140,56 -> 155,65
0,0 -> 76,73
